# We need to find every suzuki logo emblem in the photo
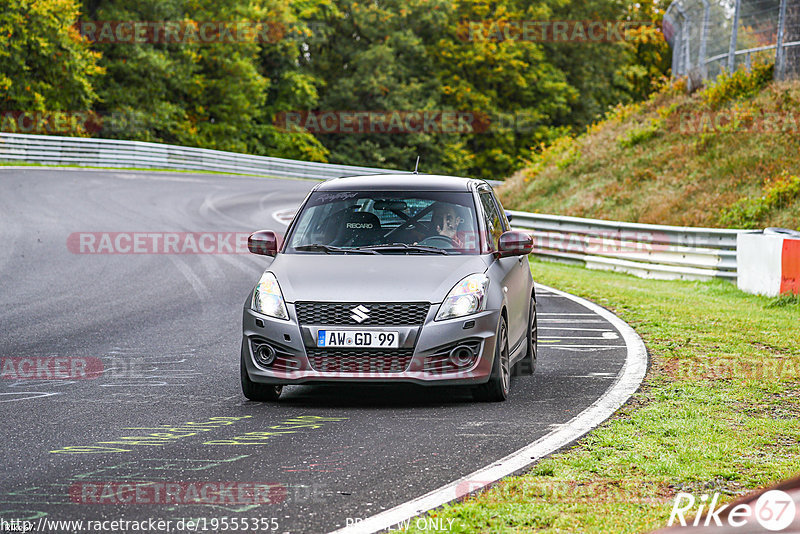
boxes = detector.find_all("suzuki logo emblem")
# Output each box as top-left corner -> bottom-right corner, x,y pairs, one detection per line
350,305 -> 370,323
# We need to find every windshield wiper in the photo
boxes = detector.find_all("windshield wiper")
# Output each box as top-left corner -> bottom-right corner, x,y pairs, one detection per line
294,244 -> 378,254
354,243 -> 450,255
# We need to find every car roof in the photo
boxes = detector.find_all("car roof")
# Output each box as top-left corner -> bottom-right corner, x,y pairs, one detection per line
314,174 -> 490,192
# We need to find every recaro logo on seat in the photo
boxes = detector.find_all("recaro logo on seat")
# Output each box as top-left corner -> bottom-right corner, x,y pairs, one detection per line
346,223 -> 373,229
350,305 -> 370,323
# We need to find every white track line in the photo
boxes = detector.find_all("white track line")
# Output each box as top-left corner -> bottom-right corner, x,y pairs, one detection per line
539,327 -> 616,331
539,319 -> 605,323
537,313 -> 598,316
329,283 -> 648,534
539,336 -> 617,343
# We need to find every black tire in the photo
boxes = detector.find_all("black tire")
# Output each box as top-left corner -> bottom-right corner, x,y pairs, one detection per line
473,317 -> 510,402
240,341 -> 282,401
516,297 -> 537,376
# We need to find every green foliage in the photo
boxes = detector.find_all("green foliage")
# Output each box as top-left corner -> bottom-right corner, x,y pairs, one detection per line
520,135 -> 580,183
84,0 -> 264,152
718,173 -> 800,229
617,117 -> 662,148
284,0 -> 669,178
4,0 -> 671,176
541,0 -> 671,130
82,0 -> 328,159
0,0 -> 103,116
702,62 -> 774,109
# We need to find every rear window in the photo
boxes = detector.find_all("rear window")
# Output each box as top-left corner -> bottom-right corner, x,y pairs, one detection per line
286,190 -> 481,254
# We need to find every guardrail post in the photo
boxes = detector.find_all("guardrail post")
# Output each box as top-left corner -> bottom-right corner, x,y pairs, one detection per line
727,0 -> 741,73
776,0 -> 788,80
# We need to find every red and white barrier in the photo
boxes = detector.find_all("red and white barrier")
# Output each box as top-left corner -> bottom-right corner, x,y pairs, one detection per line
737,233 -> 800,296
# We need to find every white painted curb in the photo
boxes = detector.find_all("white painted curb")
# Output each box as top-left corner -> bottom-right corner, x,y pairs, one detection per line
329,283 -> 649,534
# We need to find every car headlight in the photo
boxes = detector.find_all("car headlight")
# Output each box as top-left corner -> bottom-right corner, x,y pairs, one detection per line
251,272 -> 289,320
436,273 -> 489,321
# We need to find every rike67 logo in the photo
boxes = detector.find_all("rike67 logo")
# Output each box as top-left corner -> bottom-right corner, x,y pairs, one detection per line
669,490 -> 797,531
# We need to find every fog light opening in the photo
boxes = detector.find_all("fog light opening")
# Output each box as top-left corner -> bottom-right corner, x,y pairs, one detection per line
254,343 -> 277,367
449,345 -> 475,368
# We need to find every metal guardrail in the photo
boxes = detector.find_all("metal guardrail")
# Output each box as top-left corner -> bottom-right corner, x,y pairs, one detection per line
508,211 -> 749,281
0,132 -> 407,180
0,132 -> 748,281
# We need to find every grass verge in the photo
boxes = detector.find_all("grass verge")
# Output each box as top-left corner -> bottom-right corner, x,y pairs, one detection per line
408,259 -> 800,533
498,67 -> 800,230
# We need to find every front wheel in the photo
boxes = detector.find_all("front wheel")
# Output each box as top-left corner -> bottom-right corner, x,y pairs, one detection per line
240,341 -> 282,401
473,317 -> 510,402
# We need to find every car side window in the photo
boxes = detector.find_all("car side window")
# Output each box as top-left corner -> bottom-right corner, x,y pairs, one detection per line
479,191 -> 503,251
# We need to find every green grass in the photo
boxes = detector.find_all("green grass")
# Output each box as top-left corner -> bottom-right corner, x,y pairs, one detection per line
407,259 -> 800,533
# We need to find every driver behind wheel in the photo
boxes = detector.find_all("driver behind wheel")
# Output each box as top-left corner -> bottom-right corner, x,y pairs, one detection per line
431,203 -> 464,248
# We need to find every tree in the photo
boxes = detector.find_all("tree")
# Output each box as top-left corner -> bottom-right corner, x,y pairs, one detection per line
0,0 -> 103,133
82,0 -> 328,159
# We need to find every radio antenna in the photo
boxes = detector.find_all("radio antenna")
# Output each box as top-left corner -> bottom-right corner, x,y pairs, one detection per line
413,156 -> 420,174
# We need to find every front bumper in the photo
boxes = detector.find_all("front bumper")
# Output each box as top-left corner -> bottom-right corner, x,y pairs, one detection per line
242,303 -> 500,386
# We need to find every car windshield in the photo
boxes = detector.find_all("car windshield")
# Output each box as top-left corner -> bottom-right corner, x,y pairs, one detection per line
286,190 -> 481,254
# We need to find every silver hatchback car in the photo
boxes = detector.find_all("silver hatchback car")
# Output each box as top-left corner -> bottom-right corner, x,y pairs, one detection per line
241,174 -> 537,402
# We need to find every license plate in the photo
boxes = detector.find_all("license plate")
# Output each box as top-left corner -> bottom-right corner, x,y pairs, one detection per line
317,330 -> 399,348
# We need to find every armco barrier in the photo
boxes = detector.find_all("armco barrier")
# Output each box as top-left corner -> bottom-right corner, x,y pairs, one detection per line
508,211 -> 749,281
1,132 -> 749,281
0,132 -> 405,180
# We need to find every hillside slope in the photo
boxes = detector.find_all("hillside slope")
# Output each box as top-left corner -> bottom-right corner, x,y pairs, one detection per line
498,64 -> 800,230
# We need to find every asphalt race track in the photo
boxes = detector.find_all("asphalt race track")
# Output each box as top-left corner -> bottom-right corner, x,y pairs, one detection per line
1,168 -> 633,533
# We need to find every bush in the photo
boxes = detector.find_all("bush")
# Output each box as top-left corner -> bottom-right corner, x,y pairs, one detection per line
617,117 -> 663,148
702,63 -> 774,109
718,173 -> 800,228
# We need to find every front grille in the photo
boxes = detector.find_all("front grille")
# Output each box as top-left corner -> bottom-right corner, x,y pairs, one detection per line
295,302 -> 429,326
307,348 -> 414,373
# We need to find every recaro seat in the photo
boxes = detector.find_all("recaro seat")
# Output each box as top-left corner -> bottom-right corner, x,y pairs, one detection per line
334,211 -> 383,247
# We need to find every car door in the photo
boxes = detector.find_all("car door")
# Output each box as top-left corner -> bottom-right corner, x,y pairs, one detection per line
478,188 -> 529,350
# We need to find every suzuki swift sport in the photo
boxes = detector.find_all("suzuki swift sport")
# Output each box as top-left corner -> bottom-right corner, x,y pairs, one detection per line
241,174 -> 537,402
